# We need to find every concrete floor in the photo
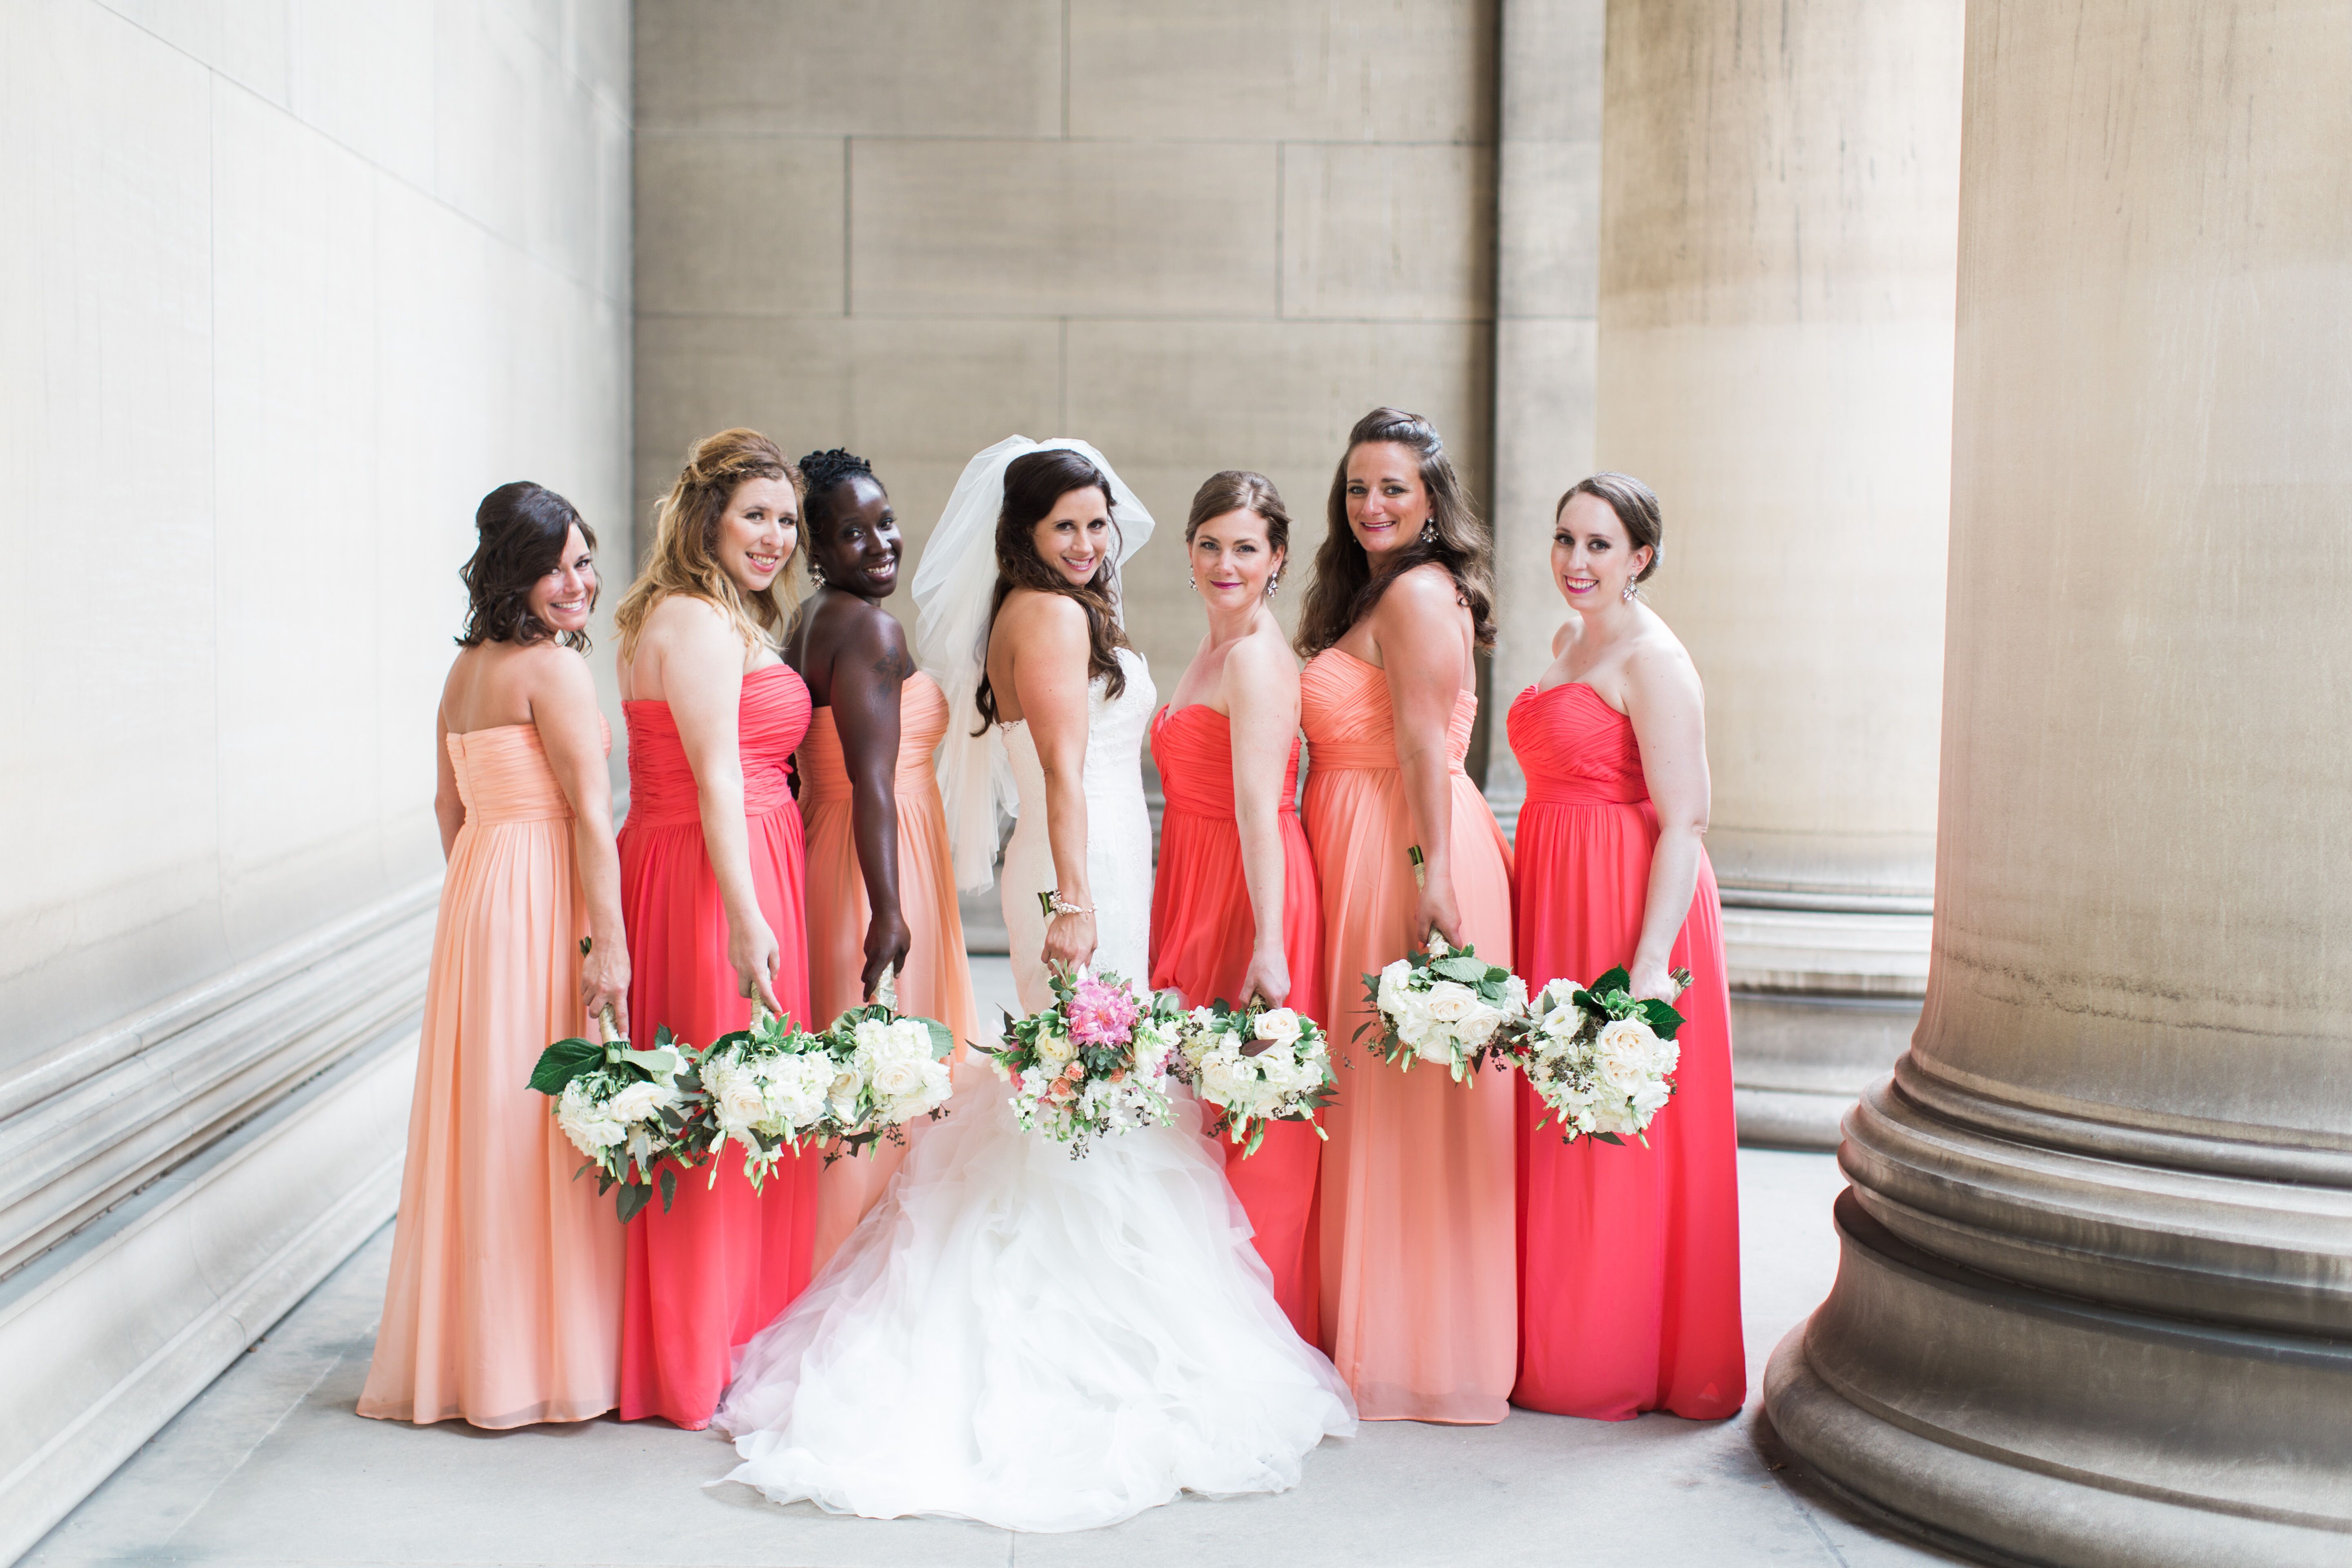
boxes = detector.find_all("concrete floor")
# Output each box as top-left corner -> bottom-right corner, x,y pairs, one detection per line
28,959 -> 1957,1568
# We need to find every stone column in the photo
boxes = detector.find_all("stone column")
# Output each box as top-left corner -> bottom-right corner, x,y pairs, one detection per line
1591,0 -> 1964,1144
1765,5 -> 2352,1563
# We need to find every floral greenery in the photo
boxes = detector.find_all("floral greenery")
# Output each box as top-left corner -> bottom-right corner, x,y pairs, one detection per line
982,965 -> 1182,1156
1169,999 -> 1336,1158
527,943 -> 706,1223
1355,938 -> 1528,1081
692,998 -> 955,1189
1487,964 -> 1692,1146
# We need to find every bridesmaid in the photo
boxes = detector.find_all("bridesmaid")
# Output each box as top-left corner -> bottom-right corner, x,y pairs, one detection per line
1510,473 -> 1743,1420
786,448 -> 979,1272
1296,408 -> 1516,1423
1148,470 -> 1325,1340
611,429 -> 819,1429
359,482 -> 626,1427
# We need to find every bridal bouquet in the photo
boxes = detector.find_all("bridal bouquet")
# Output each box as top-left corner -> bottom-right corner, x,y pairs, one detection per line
529,992 -> 704,1222
1170,1001 -> 1336,1157
1489,965 -> 1691,1145
984,967 -> 1183,1156
1357,938 -> 1528,1081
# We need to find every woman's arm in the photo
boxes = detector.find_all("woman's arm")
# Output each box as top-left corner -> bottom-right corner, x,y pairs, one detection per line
1225,633 -> 1299,1007
433,708 -> 464,858
532,647 -> 631,1037
1008,595 -> 1098,973
1376,567 -> 1474,947
1623,644 -> 1711,1002
662,602 -> 784,1016
830,608 -> 914,996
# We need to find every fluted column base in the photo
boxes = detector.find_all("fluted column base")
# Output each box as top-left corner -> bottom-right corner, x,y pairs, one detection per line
1766,1184 -> 2352,1568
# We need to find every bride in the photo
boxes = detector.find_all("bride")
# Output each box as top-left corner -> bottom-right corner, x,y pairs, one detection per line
711,438 -> 1356,1532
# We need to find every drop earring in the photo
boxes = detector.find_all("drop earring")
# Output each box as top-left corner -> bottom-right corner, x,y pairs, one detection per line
1188,568 -> 1198,590
809,559 -> 827,587
1266,572 -> 1280,598
1621,577 -> 1638,604
1420,519 -> 1439,543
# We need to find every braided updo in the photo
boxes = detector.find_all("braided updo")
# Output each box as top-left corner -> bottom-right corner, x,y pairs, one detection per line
613,427 -> 804,659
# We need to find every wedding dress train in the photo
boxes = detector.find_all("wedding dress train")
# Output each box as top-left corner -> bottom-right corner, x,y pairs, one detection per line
713,649 -> 1356,1531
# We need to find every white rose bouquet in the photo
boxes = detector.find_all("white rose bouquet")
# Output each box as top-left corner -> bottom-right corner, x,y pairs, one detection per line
1356,938 -> 1529,1081
529,982 -> 705,1223
1488,964 -> 1692,1145
819,982 -> 957,1156
689,1004 -> 858,1191
1168,1000 -> 1337,1157
981,966 -> 1181,1156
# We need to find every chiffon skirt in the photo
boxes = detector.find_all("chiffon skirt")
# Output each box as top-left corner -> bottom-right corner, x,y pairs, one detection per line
1511,797 -> 1744,1419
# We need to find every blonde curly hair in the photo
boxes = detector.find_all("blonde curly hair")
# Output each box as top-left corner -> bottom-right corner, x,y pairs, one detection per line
615,428 -> 804,662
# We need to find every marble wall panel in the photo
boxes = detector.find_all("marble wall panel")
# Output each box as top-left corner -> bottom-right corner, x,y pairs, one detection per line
1068,0 -> 1498,143
287,0 -> 437,187
1281,143 -> 1496,321
635,135 -> 844,316
849,139 -> 1278,319
636,0 -> 1062,136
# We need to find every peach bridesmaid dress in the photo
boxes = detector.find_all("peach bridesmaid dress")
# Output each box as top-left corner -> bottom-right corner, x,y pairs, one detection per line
1508,681 -> 1744,1419
1147,701 -> 1325,1340
802,671 -> 980,1272
359,722 -> 624,1428
617,663 -> 820,1430
1300,649 -> 1516,1423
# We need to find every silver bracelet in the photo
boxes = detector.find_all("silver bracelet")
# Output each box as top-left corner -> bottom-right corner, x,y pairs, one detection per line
1038,890 -> 1095,919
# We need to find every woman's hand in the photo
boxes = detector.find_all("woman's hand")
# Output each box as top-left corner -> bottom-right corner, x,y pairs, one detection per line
1628,956 -> 1681,1004
860,911 -> 912,999
1413,876 -> 1466,950
729,911 -> 785,1018
1238,949 -> 1291,1012
1042,909 -> 1097,974
581,940 -> 631,1040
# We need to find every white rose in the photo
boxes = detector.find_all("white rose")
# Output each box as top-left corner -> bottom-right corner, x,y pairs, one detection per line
605,1079 -> 671,1127
1200,1052 -> 1252,1107
705,1067 -> 768,1134
1595,1017 -> 1661,1086
556,1084 -> 627,1153
1254,1008 -> 1303,1045
869,1055 -> 929,1104
1501,973 -> 1530,1014
1376,960 -> 1411,1010
827,1068 -> 864,1124
1036,1028 -> 1077,1069
1421,980 -> 1475,1027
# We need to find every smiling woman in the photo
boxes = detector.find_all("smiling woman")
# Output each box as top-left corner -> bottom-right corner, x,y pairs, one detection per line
784,448 -> 978,1270
608,429 -> 823,1430
357,481 -> 628,1430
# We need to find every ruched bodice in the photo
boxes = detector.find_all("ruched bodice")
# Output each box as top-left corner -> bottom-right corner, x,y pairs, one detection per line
624,664 -> 811,827
1298,649 -> 1476,775
448,721 -> 604,825
1508,682 -> 1648,806
1149,704 -> 1301,818
797,672 -> 950,806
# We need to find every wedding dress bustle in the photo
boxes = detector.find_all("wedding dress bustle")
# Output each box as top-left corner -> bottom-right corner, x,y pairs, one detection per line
712,649 -> 1357,1531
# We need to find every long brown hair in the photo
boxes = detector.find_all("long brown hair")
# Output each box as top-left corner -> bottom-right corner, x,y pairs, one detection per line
456,481 -> 596,652
973,448 -> 1131,731
614,428 -> 803,662
1294,407 -> 1494,657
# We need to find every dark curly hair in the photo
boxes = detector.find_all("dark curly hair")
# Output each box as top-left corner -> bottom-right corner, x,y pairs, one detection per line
797,447 -> 880,580
972,448 -> 1131,731
1295,407 -> 1494,657
456,481 -> 597,652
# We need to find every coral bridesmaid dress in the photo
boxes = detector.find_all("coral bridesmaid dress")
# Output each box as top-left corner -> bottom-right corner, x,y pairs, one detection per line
1147,701 -> 1326,1340
802,672 -> 981,1272
617,663 -> 820,1429
1299,650 -> 1516,1423
1508,680 -> 1744,1420
359,724 -> 624,1427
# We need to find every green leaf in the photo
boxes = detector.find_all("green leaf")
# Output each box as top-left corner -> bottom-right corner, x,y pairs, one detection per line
528,1036 -> 604,1095
616,1182 -> 652,1224
1593,1131 -> 1625,1147
1635,998 -> 1686,1038
1432,956 -> 1489,984
579,936 -> 592,956
922,1018 -> 956,1059
1590,966 -> 1630,996
657,1165 -> 677,1212
654,1025 -> 675,1050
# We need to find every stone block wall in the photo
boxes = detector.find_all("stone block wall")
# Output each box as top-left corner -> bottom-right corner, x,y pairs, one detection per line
633,0 -> 1501,726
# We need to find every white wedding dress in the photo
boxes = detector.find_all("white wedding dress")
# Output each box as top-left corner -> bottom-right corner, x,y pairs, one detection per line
712,648 -> 1356,1532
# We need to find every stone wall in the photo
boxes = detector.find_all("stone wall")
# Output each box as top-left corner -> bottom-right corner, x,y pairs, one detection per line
0,0 -> 635,1065
633,0 -> 1503,742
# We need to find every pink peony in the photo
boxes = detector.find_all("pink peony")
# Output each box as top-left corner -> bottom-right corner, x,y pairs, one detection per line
1065,978 -> 1140,1047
